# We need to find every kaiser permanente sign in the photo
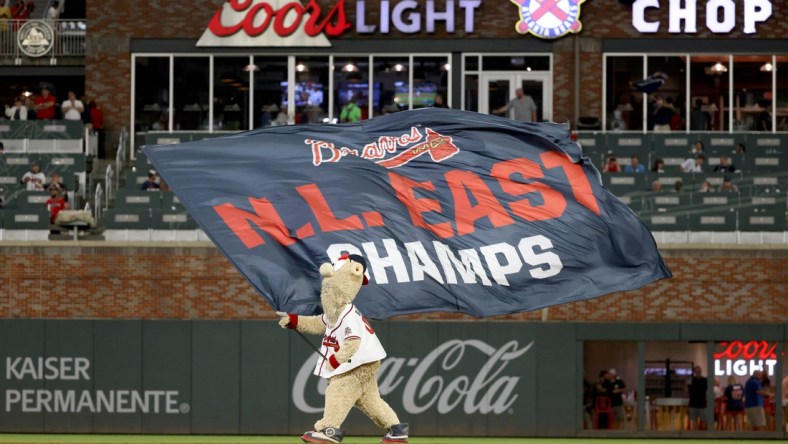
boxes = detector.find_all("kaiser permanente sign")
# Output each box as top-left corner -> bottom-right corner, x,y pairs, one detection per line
196,0 -> 483,47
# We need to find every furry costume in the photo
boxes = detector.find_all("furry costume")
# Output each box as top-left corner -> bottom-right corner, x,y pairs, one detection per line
278,254 -> 408,444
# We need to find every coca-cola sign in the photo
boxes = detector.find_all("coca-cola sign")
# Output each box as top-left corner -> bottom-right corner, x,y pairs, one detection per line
196,0 -> 483,47
292,339 -> 534,415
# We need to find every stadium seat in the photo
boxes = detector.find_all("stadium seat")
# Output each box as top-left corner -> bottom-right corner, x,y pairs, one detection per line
575,132 -> 606,166
602,173 -> 648,196
150,209 -> 199,230
103,208 -> 153,230
160,191 -> 185,211
2,207 -> 50,230
652,134 -> 693,171
642,212 -> 688,231
738,206 -> 786,232
115,189 -> 161,208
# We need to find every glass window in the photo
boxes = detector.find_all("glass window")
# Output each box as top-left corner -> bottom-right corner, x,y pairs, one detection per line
583,341 -> 638,431
134,56 -> 170,132
293,56 -> 329,124
213,57 -> 251,132
464,54 -> 479,72
173,57 -> 209,131
714,340 -> 779,432
464,74 -> 479,112
689,56 -> 730,131
333,57 -> 370,122
645,342 -> 708,432
646,56 -> 686,132
606,56 -> 644,132
482,55 -> 550,71
253,56 -> 288,128
778,57 -> 788,132
413,56 -> 449,109
372,56 -> 408,117
733,56 -> 773,132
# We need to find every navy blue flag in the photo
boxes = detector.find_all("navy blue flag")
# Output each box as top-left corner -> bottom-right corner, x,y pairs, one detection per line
145,109 -> 671,319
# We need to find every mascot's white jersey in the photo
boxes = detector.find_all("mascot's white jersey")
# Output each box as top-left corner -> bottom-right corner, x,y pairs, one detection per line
314,303 -> 386,378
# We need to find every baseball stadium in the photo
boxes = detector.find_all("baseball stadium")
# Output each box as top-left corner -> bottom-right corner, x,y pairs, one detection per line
0,0 -> 786,443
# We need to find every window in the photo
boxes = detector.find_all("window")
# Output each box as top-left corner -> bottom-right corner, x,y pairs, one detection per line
605,56 -> 644,132
372,56 -> 408,116
413,56 -> 449,109
134,56 -> 170,132
583,341 -> 639,431
333,57 -> 370,122
689,55 -> 728,132
646,56 -> 686,132
173,57 -> 209,131
777,56 -> 788,132
733,56 -> 774,132
214,57 -> 251,131
293,56 -> 329,124
253,56 -> 288,128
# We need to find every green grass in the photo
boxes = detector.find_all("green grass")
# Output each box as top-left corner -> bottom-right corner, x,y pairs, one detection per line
0,437 -> 779,444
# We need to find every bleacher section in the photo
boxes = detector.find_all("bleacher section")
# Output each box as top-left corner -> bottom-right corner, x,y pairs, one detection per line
579,132 -> 787,242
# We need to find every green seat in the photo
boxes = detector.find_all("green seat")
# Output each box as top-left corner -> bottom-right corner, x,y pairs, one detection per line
160,191 -> 185,210
642,212 -> 688,231
602,173 -> 648,196
738,206 -> 786,232
2,207 -> 50,230
150,209 -> 198,230
103,209 -> 152,229
575,132 -> 606,166
115,189 -> 161,209
688,209 -> 737,231
16,191 -> 50,208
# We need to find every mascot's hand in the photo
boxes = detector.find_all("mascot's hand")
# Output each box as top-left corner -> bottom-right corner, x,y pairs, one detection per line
276,311 -> 298,330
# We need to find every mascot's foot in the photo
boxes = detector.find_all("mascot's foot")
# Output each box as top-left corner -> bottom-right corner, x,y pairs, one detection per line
301,427 -> 345,443
381,423 -> 409,443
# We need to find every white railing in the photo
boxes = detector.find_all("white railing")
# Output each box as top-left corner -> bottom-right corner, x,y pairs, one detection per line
93,183 -> 103,225
104,164 -> 113,209
0,19 -> 86,58
115,130 -> 127,193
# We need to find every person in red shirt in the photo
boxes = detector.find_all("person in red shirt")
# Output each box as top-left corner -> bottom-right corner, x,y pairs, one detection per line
34,87 -> 57,119
46,187 -> 68,224
89,100 -> 106,157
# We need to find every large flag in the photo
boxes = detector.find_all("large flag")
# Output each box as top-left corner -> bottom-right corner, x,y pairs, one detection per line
145,109 -> 671,319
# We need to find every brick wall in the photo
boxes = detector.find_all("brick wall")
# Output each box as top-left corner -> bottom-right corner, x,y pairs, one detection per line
86,1 -> 788,144
1,242 -> 785,322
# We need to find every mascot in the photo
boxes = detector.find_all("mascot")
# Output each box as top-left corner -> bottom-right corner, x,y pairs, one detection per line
277,253 -> 409,444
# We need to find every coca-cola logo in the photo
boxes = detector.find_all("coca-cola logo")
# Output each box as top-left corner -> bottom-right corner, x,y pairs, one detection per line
293,339 -> 534,415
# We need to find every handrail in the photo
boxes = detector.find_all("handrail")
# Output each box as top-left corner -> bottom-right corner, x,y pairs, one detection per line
104,164 -> 113,209
1,19 -> 86,58
94,182 -> 103,225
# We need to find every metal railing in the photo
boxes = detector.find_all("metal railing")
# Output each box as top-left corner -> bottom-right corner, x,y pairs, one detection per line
104,163 -> 113,209
0,19 -> 86,58
93,182 -> 103,226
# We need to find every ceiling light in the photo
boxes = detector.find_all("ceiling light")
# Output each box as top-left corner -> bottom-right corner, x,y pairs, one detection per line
343,63 -> 357,72
711,62 -> 728,73
760,62 -> 773,72
243,64 -> 259,72
393,63 -> 405,72
296,63 -> 308,72
442,63 -> 450,71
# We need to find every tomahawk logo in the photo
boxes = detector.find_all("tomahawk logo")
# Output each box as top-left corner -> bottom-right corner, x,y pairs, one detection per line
511,0 -> 585,39
307,127 -> 460,168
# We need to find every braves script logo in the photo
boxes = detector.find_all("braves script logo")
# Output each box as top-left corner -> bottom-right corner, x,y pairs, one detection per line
293,339 -> 534,415
307,127 -> 460,169
511,0 -> 585,39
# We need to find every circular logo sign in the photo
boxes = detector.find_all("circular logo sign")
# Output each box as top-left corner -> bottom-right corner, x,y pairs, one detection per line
17,20 -> 55,57
511,0 -> 585,40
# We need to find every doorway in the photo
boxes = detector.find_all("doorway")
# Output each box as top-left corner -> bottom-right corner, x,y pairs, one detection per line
480,72 -> 551,122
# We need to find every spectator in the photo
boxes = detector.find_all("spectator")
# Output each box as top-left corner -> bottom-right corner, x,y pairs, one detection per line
714,155 -> 736,173
651,158 -> 665,173
340,95 -> 362,123
699,180 -> 713,193
9,0 -> 22,17
713,378 -> 724,399
494,87 -> 538,123
0,141 -> 4,154
735,143 -> 746,156
724,376 -> 745,431
46,173 -> 68,202
12,1 -> 32,21
602,154 -> 620,173
687,366 -> 708,430
89,100 -> 105,158
46,0 -> 59,21
152,114 -> 168,131
744,370 -> 769,431
80,95 -> 92,125
0,1 -> 11,33
652,95 -> 676,132
673,180 -> 683,193
5,97 -> 28,121
45,186 -> 68,224
651,180 -> 662,192
690,98 -> 711,131
601,369 -> 627,429
691,140 -> 705,155
140,172 -> 160,191
623,155 -> 645,173
24,96 -> 36,120
61,91 -> 84,121
21,161 -> 45,191
680,154 -> 705,173
272,105 -> 289,126
34,87 -> 57,120
718,176 -> 739,193
433,93 -> 448,108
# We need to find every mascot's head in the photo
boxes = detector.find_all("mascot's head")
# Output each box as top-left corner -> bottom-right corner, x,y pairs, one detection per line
319,253 -> 368,320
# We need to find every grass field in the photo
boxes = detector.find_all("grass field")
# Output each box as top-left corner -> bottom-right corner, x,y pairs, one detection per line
0,437 -> 779,444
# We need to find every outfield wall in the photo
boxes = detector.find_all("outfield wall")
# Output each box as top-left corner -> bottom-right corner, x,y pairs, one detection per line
0,242 -> 785,322
0,320 -> 785,437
